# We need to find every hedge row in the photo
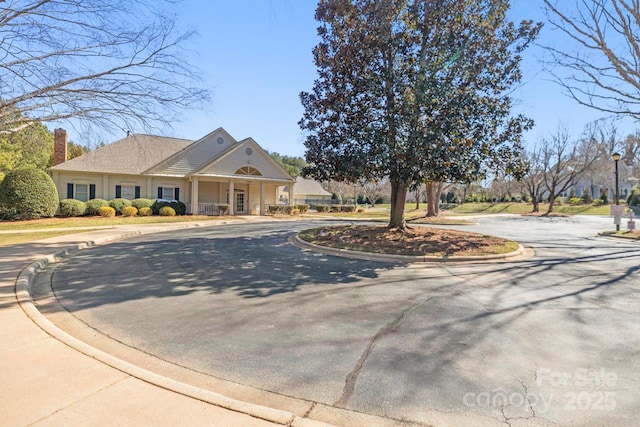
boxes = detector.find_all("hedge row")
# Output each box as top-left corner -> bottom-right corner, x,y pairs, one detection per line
311,204 -> 356,213
266,204 -> 309,215
57,198 -> 186,217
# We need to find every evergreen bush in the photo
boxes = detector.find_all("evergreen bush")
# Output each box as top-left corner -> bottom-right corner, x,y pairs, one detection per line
138,206 -> 153,216
109,198 -> 132,215
58,199 -> 87,217
98,206 -> 116,217
159,206 -> 176,216
86,199 -> 109,216
131,198 -> 154,210
0,168 -> 58,220
122,206 -> 138,217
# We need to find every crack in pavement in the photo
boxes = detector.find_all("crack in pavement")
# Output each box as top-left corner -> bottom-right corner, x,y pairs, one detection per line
334,296 -> 436,408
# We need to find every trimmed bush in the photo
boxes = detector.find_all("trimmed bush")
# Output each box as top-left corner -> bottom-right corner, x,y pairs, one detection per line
331,192 -> 342,204
138,206 -> 153,216
58,199 -> 87,217
315,204 -> 331,213
357,207 -> 366,213
592,199 -> 604,206
0,168 -> 58,220
159,206 -> 176,216
98,206 -> 116,217
599,189 -> 608,205
151,200 -> 186,215
569,197 -> 582,206
131,198 -> 154,210
581,188 -> 593,204
292,208 -> 300,215
109,198 -> 132,215
340,205 -> 356,213
86,198 -> 109,216
295,204 -> 310,213
122,206 -> 138,217
268,205 -> 279,215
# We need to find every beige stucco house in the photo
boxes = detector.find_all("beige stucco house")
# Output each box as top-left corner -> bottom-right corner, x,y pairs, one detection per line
49,127 -> 295,215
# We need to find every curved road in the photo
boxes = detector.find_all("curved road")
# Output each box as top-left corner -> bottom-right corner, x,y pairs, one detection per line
33,216 -> 640,426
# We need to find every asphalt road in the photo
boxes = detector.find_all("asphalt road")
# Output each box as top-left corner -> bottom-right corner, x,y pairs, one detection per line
33,216 -> 640,426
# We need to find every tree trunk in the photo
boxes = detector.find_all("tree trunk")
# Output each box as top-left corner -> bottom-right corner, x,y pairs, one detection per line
425,182 -> 438,217
389,180 -> 407,229
531,197 -> 539,213
547,195 -> 556,213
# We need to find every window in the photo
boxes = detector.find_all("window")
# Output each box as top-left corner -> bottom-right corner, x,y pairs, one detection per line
67,183 -> 94,201
157,186 -> 179,201
235,166 -> 261,176
121,185 -> 135,200
75,184 -> 88,202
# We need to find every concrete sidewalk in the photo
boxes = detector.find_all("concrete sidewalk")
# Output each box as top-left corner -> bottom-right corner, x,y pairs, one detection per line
0,219 -> 330,427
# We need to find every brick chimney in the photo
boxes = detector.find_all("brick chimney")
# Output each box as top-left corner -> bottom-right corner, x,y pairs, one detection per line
53,128 -> 67,165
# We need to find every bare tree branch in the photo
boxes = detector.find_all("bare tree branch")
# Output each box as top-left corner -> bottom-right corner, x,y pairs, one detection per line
544,0 -> 640,119
0,0 -> 210,134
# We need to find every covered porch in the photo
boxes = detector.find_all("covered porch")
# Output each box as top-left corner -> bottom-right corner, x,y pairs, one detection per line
187,175 -> 293,215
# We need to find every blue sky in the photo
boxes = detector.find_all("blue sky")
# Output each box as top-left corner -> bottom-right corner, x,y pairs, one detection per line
118,1 -> 638,156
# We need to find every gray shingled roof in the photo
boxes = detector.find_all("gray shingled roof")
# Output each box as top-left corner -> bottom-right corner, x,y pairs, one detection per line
294,176 -> 331,196
49,134 -> 193,175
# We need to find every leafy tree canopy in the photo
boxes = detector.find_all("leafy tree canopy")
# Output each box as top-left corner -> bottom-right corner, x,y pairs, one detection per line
0,121 -> 53,173
300,0 -> 541,227
269,152 -> 306,177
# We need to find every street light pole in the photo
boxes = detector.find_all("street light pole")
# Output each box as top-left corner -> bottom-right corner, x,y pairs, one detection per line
613,152 -> 621,231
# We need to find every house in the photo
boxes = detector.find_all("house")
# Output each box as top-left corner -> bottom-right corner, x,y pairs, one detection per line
49,128 -> 295,215
287,176 -> 332,205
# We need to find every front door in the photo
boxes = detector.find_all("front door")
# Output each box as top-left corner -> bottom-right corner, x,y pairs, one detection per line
235,191 -> 245,214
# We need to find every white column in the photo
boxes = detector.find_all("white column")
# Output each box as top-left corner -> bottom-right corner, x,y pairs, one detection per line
191,178 -> 199,215
146,176 -> 153,198
228,180 -> 235,215
288,182 -> 294,207
260,182 -> 265,215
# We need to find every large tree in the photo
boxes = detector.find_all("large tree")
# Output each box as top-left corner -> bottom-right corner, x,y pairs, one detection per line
544,0 -> 640,119
0,0 -> 208,134
300,0 -> 540,228
0,121 -> 52,174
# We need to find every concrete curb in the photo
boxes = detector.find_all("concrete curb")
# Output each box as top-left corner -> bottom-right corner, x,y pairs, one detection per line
292,235 -> 526,263
14,222 -> 334,427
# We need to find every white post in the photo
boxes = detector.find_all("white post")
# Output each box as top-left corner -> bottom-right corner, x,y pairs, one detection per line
260,182 -> 265,215
102,175 -> 109,199
288,182 -> 294,207
191,177 -> 199,215
228,180 -> 235,215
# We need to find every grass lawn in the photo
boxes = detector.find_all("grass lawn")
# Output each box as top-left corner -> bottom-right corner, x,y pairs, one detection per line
599,230 -> 640,240
450,202 -> 611,216
0,214 -> 240,231
0,230 -> 103,246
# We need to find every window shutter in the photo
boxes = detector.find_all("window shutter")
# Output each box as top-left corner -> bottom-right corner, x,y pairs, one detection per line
158,187 -> 163,199
89,184 -> 96,200
135,186 -> 141,199
174,188 -> 180,201
67,183 -> 74,199
115,185 -> 122,198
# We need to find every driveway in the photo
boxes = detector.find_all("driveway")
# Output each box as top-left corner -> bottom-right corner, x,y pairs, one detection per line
32,216 -> 640,426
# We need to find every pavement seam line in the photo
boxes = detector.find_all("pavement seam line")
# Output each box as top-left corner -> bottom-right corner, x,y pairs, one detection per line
14,221 -> 334,427
334,296 -> 436,408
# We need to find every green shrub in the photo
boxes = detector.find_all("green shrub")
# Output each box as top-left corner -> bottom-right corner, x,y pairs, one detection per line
131,198 -> 154,210
151,200 -> 186,215
85,198 -> 109,216
138,206 -> 153,216
109,198 -> 132,215
58,199 -> 87,217
522,194 -> 531,203
122,206 -> 138,217
331,192 -> 342,204
98,206 -> 116,217
268,205 -> 279,215
592,199 -> 604,206
283,205 -> 293,215
357,207 -> 366,213
581,188 -> 593,204
315,204 -> 331,213
295,204 -> 310,213
628,187 -> 640,206
569,197 -> 582,206
599,189 -> 608,205
159,206 -> 176,216
340,205 -> 356,213
0,168 -> 58,220
292,208 -> 300,215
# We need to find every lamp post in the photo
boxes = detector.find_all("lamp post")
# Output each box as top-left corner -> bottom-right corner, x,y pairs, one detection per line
613,152 -> 621,231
